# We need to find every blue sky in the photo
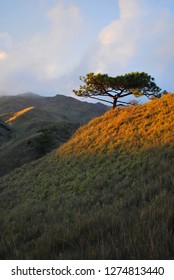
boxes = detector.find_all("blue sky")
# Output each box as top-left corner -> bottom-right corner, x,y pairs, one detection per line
0,0 -> 174,98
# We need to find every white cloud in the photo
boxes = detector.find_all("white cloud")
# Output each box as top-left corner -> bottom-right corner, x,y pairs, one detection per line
47,3 -> 82,32
89,0 -> 174,91
25,3 -> 83,79
0,0 -> 174,96
0,2 -> 84,95
0,32 -> 12,50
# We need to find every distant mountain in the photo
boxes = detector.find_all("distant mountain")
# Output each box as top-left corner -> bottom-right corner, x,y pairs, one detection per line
0,93 -> 109,176
0,93 -> 108,125
18,92 -> 41,98
0,93 -> 173,260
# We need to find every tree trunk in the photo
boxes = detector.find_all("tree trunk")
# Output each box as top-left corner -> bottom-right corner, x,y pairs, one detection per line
113,97 -> 118,109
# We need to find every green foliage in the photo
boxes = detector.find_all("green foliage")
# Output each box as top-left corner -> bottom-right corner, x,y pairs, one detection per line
37,124 -> 57,134
36,125 -> 56,154
73,72 -> 162,108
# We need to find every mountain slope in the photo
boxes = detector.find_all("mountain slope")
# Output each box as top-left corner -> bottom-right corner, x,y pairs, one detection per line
0,93 -> 108,176
5,106 -> 34,124
0,120 -> 13,145
0,94 -> 173,260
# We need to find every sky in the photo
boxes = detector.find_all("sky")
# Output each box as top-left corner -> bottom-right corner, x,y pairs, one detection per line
0,0 -> 174,99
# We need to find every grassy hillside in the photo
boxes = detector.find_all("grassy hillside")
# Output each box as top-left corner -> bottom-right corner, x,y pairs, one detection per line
0,93 -> 174,260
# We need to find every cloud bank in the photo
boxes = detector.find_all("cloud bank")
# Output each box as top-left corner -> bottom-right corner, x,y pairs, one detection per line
0,2 -> 84,95
0,0 -> 174,96
90,1 -> 174,79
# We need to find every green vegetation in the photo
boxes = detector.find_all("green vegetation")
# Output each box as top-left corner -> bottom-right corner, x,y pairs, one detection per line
73,72 -> 162,108
36,125 -> 57,154
0,94 -> 173,259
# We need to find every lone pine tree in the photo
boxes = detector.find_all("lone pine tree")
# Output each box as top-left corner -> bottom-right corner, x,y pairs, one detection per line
73,72 -> 162,109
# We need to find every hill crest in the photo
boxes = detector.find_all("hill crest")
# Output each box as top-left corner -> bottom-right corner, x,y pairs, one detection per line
57,93 -> 174,157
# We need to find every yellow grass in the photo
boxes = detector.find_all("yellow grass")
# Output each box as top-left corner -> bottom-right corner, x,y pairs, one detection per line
5,106 -> 34,123
58,94 -> 174,156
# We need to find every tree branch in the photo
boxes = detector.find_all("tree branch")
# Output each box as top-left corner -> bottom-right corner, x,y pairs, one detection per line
90,76 -> 114,98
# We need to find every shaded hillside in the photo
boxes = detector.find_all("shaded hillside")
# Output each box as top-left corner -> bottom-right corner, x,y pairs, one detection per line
0,94 -> 173,260
0,93 -> 108,176
0,122 -> 79,177
0,93 -> 108,125
0,120 -> 13,145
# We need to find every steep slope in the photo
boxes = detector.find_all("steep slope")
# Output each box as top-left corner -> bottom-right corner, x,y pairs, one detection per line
58,94 -> 173,156
0,120 -> 13,145
0,94 -> 173,260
